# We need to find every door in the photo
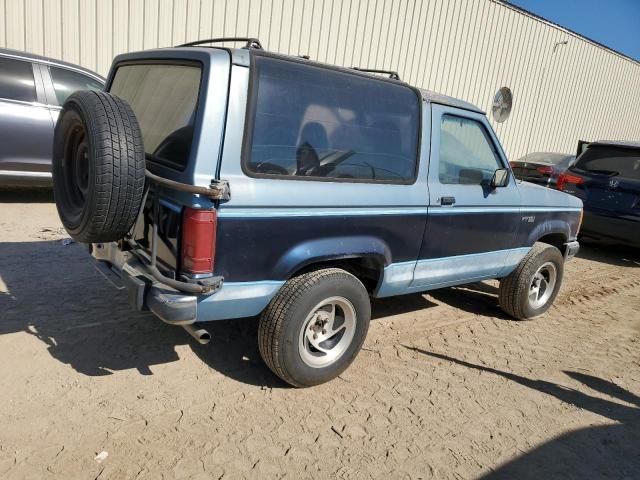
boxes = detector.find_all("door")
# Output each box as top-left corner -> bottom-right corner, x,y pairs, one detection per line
0,56 -> 55,178
412,104 -> 522,289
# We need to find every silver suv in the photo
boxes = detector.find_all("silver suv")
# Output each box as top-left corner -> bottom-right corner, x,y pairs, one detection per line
0,48 -> 104,186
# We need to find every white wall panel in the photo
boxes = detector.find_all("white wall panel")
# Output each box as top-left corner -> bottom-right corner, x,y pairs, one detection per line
1,0 -> 639,159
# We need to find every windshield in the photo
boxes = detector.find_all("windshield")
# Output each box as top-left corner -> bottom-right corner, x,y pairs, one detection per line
109,63 -> 201,170
574,146 -> 640,180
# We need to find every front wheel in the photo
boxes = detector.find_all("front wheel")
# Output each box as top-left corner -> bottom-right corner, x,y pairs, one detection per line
258,268 -> 371,387
499,242 -> 564,320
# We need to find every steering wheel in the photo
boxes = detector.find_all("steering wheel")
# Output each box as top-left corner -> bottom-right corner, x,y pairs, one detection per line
252,162 -> 290,175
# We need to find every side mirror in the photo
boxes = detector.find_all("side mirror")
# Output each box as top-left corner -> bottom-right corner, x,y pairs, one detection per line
491,168 -> 510,188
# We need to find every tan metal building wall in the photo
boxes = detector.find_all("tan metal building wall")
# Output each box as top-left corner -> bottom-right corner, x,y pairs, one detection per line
1,0 -> 639,160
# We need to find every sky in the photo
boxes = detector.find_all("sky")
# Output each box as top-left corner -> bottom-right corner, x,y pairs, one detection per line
508,0 -> 640,62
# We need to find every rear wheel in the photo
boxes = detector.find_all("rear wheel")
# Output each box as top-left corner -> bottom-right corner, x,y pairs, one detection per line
499,242 -> 564,320
258,268 -> 371,387
52,90 -> 145,243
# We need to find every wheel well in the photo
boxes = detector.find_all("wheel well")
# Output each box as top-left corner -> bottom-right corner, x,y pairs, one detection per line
291,257 -> 384,293
537,233 -> 567,255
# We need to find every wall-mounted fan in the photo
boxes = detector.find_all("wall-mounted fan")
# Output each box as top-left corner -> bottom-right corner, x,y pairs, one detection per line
492,87 -> 513,123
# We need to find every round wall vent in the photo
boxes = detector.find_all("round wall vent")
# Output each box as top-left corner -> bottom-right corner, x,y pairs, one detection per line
492,87 -> 513,123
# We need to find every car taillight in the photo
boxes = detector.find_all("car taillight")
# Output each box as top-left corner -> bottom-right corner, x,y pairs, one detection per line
536,165 -> 554,176
557,172 -> 584,191
181,207 -> 217,274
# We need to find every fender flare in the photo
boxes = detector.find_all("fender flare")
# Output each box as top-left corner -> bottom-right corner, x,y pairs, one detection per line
526,219 -> 571,247
272,235 -> 391,279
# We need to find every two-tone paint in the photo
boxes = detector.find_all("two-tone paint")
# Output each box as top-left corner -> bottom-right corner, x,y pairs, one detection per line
107,47 -> 582,322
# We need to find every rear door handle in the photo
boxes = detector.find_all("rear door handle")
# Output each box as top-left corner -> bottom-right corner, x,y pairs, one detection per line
440,196 -> 456,206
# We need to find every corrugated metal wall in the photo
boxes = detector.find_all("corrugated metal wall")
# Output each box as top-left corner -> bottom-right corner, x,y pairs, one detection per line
1,0 -> 639,160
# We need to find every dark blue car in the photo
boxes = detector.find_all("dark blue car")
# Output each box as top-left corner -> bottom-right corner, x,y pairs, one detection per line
557,141 -> 640,247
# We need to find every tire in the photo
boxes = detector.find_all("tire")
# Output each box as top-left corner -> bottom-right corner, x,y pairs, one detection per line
258,268 -> 371,387
499,242 -> 564,320
52,90 -> 145,243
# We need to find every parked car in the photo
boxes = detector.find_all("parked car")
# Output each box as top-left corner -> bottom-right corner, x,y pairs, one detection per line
510,152 -> 575,188
0,48 -> 104,186
50,38 -> 582,387
557,140 -> 640,247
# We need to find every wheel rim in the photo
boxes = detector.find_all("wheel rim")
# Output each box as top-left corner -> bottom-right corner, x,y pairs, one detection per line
528,261 -> 557,309
298,296 -> 357,368
61,118 -> 89,221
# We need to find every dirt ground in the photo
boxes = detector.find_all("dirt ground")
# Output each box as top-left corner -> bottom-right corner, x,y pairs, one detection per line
0,189 -> 639,480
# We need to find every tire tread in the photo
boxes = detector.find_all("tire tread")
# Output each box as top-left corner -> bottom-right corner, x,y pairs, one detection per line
258,268 -> 365,387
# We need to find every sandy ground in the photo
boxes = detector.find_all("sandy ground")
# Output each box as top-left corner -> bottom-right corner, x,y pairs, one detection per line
0,189 -> 639,480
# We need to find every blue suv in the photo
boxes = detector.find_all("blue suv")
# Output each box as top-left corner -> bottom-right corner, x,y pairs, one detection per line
50,39 -> 582,386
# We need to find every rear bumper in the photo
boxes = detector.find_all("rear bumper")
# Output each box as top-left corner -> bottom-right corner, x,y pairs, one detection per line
92,242 -> 282,323
92,242 -> 211,325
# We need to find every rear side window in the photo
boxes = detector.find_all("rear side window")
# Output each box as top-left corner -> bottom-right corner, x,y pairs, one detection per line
50,67 -> 103,105
574,146 -> 640,180
0,57 -> 36,102
439,115 -> 502,185
109,63 -> 201,170
244,56 -> 420,183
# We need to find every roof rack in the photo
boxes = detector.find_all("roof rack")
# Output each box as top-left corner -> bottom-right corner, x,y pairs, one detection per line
352,67 -> 400,80
177,37 -> 263,50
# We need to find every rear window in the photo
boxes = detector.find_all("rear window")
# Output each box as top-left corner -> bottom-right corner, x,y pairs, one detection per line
574,146 -> 640,180
244,56 -> 420,183
109,63 -> 201,170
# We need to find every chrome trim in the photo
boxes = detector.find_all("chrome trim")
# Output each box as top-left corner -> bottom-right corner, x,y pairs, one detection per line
564,240 -> 580,261
0,170 -> 51,178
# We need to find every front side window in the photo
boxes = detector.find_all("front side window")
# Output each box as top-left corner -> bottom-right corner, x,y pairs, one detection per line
439,115 -> 502,185
245,56 -> 420,183
50,67 -> 103,105
0,57 -> 36,103
109,63 -> 201,170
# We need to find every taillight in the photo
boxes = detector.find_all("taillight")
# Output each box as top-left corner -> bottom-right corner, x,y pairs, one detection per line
181,207 -> 216,274
536,165 -> 554,176
557,172 -> 584,191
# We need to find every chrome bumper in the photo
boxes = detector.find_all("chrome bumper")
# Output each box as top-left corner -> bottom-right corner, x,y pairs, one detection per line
564,240 -> 580,261
91,242 -> 208,325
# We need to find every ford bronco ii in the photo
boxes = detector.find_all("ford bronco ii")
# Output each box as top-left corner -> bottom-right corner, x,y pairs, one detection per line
52,38 -> 582,387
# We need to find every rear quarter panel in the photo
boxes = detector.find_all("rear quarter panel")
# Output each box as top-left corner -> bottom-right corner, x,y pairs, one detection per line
215,62 -> 432,283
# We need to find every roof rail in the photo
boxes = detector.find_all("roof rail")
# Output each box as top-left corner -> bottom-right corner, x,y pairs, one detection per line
351,67 -> 400,80
177,37 -> 263,50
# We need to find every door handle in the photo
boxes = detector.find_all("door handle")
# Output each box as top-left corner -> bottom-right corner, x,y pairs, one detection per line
440,196 -> 456,206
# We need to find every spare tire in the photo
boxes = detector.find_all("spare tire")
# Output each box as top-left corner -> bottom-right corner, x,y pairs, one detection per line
52,90 -> 145,243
